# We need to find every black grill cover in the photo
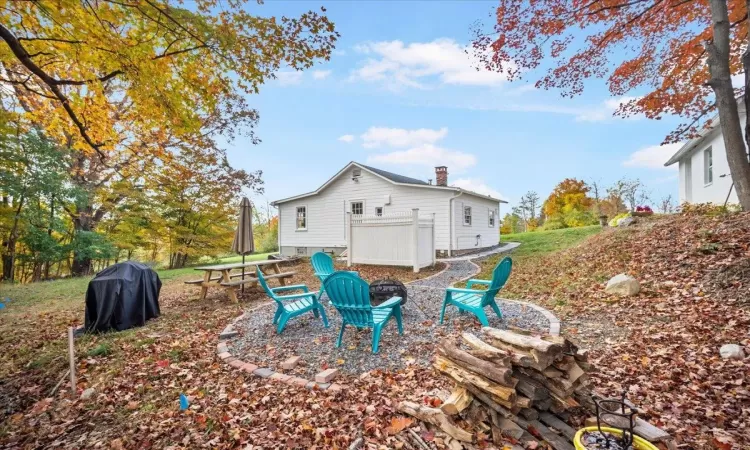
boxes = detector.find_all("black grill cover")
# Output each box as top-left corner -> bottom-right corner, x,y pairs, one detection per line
84,261 -> 161,333
369,279 -> 407,306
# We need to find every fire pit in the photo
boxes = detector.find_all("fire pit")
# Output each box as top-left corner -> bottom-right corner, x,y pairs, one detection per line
369,279 -> 407,306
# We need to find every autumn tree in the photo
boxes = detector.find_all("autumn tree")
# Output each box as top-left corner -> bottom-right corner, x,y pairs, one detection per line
542,178 -> 596,228
474,0 -> 750,210
0,0 -> 337,274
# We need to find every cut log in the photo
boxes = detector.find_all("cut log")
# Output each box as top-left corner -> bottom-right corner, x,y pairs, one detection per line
518,408 -> 539,421
634,417 -> 672,443
514,374 -> 550,401
479,334 -> 554,369
535,397 -> 552,411
438,341 -> 515,386
526,420 -> 575,450
440,386 -> 473,415
514,395 -> 533,409
518,368 -> 575,398
574,348 -> 589,362
462,401 -> 490,433
481,328 -> 562,354
494,418 -> 525,441
539,412 -> 577,441
543,367 -> 564,379
433,356 -> 516,403
397,401 -> 474,443
460,333 -> 512,365
566,362 -> 586,384
462,383 -> 515,418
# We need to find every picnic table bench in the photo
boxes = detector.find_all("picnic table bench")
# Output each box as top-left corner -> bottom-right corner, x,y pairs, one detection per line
187,260 -> 296,302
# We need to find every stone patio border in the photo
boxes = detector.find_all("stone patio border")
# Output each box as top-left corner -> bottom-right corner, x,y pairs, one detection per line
215,302 -> 344,392
215,246 -> 561,386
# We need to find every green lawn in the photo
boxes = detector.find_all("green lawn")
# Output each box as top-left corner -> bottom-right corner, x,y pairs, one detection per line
500,225 -> 602,258
468,225 -> 603,282
1,251 -> 277,307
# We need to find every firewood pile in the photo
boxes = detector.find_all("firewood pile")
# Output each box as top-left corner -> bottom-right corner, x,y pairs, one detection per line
397,327 -> 671,450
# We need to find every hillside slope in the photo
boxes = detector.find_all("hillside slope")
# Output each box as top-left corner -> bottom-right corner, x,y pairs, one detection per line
483,213 -> 750,447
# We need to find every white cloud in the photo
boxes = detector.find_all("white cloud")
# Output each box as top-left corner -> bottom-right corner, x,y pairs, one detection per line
574,96 -> 641,122
338,134 -> 355,143
460,96 -> 643,122
276,70 -> 303,86
366,144 -> 477,173
351,38 -> 511,90
623,143 -> 683,170
312,70 -> 332,80
361,127 -> 448,149
451,178 -> 505,200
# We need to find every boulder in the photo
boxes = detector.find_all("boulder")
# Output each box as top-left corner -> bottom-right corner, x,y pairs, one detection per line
617,216 -> 636,227
605,274 -> 641,296
81,388 -> 96,400
719,344 -> 745,360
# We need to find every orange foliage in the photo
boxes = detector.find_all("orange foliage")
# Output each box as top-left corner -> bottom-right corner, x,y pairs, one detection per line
473,0 -> 748,143
542,178 -> 593,218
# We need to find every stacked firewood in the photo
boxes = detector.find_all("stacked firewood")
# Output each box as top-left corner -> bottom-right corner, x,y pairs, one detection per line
398,327 -> 595,450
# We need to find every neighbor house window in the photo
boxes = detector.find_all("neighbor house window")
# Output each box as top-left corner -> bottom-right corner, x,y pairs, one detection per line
296,206 -> 307,230
463,206 -> 472,226
704,147 -> 713,185
375,207 -> 383,216
488,210 -> 495,227
351,201 -> 363,215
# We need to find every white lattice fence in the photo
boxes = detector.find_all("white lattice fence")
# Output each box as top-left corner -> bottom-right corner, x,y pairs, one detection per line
347,209 -> 435,272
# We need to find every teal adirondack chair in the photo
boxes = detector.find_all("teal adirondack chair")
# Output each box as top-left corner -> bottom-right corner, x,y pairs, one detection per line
256,267 -> 329,334
440,257 -> 512,326
310,252 -> 358,299
323,272 -> 403,353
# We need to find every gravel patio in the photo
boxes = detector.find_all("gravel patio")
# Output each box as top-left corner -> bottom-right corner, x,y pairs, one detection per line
228,257 -> 553,379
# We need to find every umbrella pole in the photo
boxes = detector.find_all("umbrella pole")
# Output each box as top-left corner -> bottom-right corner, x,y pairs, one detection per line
241,254 -> 245,293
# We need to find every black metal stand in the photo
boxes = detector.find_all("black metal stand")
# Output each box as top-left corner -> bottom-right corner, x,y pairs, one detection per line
592,392 -> 637,449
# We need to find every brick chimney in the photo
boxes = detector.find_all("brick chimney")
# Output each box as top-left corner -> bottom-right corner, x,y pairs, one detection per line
435,166 -> 448,186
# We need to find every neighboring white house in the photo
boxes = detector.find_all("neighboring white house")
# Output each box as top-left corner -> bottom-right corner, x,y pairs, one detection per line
664,104 -> 745,205
271,162 -> 506,257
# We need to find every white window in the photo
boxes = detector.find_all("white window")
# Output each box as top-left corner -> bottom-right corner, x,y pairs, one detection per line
351,201 -> 363,215
296,206 -> 307,230
463,206 -> 472,226
704,147 -> 713,185
488,209 -> 495,227
375,207 -> 383,216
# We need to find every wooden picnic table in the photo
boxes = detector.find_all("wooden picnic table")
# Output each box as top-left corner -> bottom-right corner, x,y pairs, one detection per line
188,259 -> 295,302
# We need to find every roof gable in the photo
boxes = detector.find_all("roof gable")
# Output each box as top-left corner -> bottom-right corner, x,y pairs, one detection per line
271,161 -> 507,205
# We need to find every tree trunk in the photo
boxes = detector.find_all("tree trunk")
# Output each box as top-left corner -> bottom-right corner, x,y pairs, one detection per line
71,206 -> 94,276
707,0 -> 750,210
2,195 -> 25,281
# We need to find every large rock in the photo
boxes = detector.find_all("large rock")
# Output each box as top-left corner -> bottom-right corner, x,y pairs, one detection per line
605,274 -> 641,296
617,216 -> 636,227
81,388 -> 96,400
719,344 -> 745,360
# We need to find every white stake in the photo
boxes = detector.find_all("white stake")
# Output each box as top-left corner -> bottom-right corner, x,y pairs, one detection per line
67,327 -> 76,395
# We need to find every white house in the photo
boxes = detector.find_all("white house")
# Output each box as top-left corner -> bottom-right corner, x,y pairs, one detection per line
271,162 -> 506,257
664,104 -> 744,205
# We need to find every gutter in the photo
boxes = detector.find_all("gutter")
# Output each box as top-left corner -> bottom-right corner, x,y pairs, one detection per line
448,190 -> 464,257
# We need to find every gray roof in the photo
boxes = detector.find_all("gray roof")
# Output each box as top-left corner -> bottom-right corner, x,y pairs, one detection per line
358,163 -> 429,185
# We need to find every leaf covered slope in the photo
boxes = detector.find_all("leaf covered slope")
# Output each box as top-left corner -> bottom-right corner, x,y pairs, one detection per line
490,213 -> 750,447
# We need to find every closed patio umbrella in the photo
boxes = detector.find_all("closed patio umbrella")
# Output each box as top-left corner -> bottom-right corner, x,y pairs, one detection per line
231,197 -> 255,292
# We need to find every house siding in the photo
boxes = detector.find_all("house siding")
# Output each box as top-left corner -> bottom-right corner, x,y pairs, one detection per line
277,168 -> 456,256
677,127 -> 739,205
452,195 -> 501,252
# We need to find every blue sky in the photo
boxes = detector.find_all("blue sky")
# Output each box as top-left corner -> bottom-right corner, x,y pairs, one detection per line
223,0 -> 684,212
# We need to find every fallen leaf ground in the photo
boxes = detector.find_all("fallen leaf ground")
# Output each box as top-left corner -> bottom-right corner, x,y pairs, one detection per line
478,212 -> 750,448
2,214 -> 747,449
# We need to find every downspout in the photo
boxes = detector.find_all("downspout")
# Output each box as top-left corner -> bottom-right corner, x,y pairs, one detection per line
274,204 -> 281,255
448,190 -> 463,257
